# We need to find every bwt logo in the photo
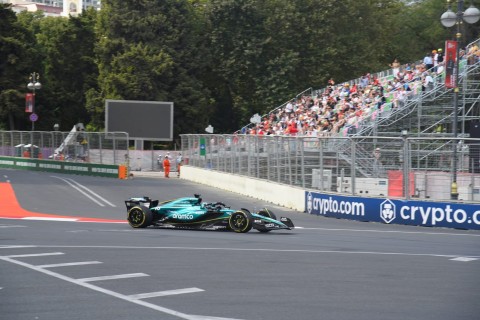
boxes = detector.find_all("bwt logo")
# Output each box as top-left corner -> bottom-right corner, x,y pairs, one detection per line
380,199 -> 396,224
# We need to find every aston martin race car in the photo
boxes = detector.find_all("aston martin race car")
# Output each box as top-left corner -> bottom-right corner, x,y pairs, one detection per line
125,194 -> 294,233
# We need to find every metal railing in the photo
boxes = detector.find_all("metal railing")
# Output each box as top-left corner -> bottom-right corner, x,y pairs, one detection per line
181,134 -> 480,203
0,130 -> 129,166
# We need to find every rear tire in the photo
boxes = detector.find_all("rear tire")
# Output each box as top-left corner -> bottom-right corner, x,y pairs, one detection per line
127,206 -> 153,228
229,210 -> 253,233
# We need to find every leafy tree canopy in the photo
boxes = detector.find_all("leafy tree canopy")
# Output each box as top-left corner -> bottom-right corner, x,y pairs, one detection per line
0,0 -> 479,134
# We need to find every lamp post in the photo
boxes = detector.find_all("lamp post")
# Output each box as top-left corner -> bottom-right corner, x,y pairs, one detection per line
401,130 -> 409,199
440,0 -> 480,200
53,123 -> 59,157
27,72 -> 41,131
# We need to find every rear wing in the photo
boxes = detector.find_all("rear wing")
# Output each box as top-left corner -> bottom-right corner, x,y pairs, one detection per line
125,196 -> 159,210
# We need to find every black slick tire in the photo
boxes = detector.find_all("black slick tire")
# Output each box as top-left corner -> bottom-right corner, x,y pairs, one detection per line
127,205 -> 153,228
228,209 -> 253,233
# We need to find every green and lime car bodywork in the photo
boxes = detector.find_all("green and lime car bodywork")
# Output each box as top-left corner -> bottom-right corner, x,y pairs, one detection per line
125,194 -> 294,233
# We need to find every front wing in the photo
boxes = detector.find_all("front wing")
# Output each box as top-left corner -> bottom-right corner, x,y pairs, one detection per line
252,216 -> 294,232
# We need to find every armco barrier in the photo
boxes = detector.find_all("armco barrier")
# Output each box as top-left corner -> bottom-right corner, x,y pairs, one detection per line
306,191 -> 480,230
0,156 -> 120,178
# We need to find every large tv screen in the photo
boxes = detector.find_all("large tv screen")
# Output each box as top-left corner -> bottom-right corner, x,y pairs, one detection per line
105,100 -> 174,141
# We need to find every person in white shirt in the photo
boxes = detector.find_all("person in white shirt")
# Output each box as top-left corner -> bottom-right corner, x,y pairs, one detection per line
422,72 -> 434,92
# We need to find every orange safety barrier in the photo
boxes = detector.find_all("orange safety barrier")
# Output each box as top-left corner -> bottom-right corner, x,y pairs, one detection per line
118,165 -> 128,179
388,170 -> 415,197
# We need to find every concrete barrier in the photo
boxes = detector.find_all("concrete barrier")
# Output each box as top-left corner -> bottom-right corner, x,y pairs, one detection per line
0,156 -> 120,178
182,166 -> 305,211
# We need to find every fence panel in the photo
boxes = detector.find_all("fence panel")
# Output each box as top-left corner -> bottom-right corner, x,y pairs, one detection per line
0,130 -> 129,166
181,134 -> 480,203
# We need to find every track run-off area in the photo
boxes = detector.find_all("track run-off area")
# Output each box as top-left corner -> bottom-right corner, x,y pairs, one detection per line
1,169 -> 479,320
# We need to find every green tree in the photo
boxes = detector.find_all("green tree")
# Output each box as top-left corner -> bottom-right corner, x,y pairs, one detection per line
207,0 -> 303,130
90,0 -> 213,137
390,0 -> 479,63
2,0 -> 477,134
0,5 -> 40,130
206,0 -> 405,130
32,8 -> 98,131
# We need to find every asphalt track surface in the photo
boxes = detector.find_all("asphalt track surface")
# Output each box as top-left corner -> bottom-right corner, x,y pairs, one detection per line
0,168 -> 479,320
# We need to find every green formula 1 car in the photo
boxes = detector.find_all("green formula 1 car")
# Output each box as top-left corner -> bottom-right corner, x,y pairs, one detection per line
125,194 -> 294,233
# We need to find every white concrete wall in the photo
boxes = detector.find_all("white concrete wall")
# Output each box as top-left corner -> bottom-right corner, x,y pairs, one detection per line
182,166 -> 305,212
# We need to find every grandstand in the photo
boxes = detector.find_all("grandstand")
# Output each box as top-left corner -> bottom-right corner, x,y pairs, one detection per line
182,38 -> 480,202
240,39 -> 480,174
239,40 -> 479,140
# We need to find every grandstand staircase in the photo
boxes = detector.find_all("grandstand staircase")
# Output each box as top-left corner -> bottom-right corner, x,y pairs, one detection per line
333,59 -> 480,178
232,41 -> 480,188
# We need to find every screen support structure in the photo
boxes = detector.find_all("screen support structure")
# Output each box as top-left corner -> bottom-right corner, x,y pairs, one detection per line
134,139 -> 144,150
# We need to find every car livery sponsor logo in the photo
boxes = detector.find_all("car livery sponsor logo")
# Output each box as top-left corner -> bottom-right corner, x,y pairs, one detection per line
380,199 -> 396,224
307,192 -> 365,216
399,203 -> 480,226
172,213 -> 194,220
306,191 -> 480,230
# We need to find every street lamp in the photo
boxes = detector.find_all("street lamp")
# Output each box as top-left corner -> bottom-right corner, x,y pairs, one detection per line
401,130 -> 409,198
27,72 -> 41,131
53,123 -> 60,156
440,0 -> 480,200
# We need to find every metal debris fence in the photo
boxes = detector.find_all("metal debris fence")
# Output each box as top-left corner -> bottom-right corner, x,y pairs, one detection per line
0,130 -> 129,166
181,134 -> 480,203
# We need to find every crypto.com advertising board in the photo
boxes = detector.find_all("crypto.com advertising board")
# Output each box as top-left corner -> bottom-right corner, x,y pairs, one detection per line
305,191 -> 480,230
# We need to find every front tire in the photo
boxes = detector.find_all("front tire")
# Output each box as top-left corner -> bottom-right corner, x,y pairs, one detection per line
127,206 -> 153,228
229,210 -> 253,233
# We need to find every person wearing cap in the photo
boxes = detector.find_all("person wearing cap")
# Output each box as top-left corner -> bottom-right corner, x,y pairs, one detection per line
163,155 -> 171,178
437,48 -> 444,64
435,48 -> 445,82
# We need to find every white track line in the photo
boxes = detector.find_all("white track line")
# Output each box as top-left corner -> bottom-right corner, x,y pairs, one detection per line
0,255 -> 243,320
9,245 -> 480,260
0,245 -> 37,249
37,261 -> 103,268
51,176 -> 111,207
77,273 -> 149,282
128,288 -> 205,300
63,177 -> 116,207
4,252 -> 64,258
22,217 -> 78,221
450,257 -> 479,262
297,226 -> 480,237
0,225 -> 27,228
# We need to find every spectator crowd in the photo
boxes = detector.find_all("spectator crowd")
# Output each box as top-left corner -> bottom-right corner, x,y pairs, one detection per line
238,42 -> 480,138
